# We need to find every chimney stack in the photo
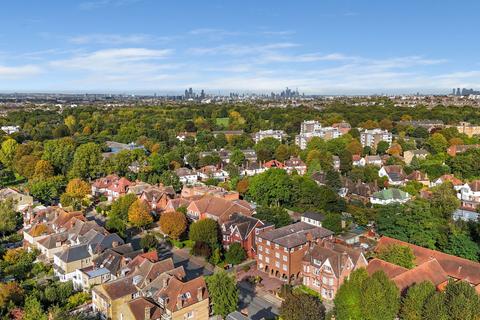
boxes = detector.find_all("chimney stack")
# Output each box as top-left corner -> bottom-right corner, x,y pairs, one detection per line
197,287 -> 204,301
176,296 -> 183,310
144,306 -> 151,320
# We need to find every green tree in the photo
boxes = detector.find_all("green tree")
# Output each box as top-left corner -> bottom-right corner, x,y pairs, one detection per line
255,137 -> 281,162
280,292 -> 325,320
0,198 -> 18,238
429,182 -> 460,219
426,133 -> 448,154
28,176 -> 66,205
206,271 -> 238,317
189,218 -> 220,248
230,149 -> 245,166
334,268 -> 369,320
248,168 -> 292,206
225,243 -> 247,265
275,144 -> 290,162
140,233 -> 158,251
399,281 -> 435,320
422,292 -> 448,320
69,142 -> 103,180
0,139 -> 18,168
23,296 -> 47,320
159,171 -> 182,192
376,141 -> 390,155
361,271 -> 400,320
106,193 -> 137,236
444,280 -> 480,320
254,206 -> 292,228
442,228 -> 479,261
377,244 -> 416,269
42,138 -> 76,174
377,200 -> 443,249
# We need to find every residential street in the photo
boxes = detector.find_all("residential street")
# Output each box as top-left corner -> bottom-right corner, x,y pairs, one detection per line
237,280 -> 280,320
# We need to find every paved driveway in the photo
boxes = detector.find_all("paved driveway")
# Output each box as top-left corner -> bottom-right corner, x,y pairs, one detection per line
238,280 -> 280,320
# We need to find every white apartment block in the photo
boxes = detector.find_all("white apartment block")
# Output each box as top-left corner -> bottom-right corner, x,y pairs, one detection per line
254,129 -> 287,143
295,120 -> 342,149
360,129 -> 392,149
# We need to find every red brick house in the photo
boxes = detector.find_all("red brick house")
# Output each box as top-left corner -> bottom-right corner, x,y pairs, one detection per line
255,222 -> 334,281
221,213 -> 274,259
139,185 -> 176,214
91,175 -> 132,201
301,242 -> 367,300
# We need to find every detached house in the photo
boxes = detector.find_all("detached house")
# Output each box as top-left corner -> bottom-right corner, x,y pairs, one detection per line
0,188 -> 33,211
370,188 -> 410,205
284,157 -> 307,175
301,242 -> 367,300
378,165 -> 406,186
139,185 -> 176,214
175,167 -> 198,185
406,170 -> 430,186
457,180 -> 480,209
92,175 -> 132,202
364,155 -> 382,167
221,213 -> 273,259
430,174 -> 463,190
197,165 -> 229,182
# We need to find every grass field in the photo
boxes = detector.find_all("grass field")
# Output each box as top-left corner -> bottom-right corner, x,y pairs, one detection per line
216,117 -> 230,128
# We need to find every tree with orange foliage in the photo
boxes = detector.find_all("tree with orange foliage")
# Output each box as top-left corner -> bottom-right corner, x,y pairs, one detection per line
448,137 -> 463,146
387,143 -> 403,156
159,211 -> 187,240
128,199 -> 153,229
346,140 -> 363,156
65,178 -> 90,198
61,178 -> 91,209
0,281 -> 24,307
236,178 -> 249,194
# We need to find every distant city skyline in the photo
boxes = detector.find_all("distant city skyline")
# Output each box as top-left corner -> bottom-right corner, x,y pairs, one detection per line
0,0 -> 479,94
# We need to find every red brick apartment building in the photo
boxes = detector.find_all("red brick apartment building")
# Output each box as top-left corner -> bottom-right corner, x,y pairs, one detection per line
255,222 -> 334,281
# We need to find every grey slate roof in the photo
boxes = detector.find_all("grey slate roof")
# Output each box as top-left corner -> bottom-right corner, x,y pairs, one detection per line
258,222 -> 333,249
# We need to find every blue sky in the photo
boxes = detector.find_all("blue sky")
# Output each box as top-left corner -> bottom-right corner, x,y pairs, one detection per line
0,0 -> 479,94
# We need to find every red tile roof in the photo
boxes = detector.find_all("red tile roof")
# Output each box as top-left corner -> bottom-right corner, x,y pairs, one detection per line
376,236 -> 480,286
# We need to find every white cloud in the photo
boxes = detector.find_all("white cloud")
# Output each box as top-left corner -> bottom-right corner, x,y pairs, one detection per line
68,33 -> 174,45
0,65 -> 42,79
51,48 -> 173,71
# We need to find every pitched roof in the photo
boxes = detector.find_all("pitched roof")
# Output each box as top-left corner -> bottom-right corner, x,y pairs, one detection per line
372,188 -> 409,201
468,180 -> 480,192
366,258 -> 408,278
376,236 -> 480,285
263,160 -> 285,169
302,212 -> 325,222
391,258 -> 449,291
436,174 -> 463,186
126,298 -> 163,320
258,222 -> 333,249
189,195 -> 253,222
154,276 -> 208,312
223,213 -> 263,240
305,242 -> 365,278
